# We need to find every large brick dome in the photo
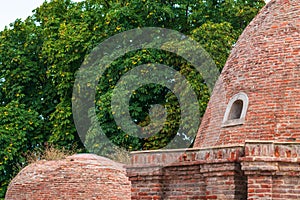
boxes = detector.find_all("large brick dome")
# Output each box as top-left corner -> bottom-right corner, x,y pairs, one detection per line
5,154 -> 131,200
195,0 -> 300,148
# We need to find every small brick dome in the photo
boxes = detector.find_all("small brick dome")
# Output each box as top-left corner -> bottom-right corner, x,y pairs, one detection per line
5,154 -> 131,200
195,0 -> 300,148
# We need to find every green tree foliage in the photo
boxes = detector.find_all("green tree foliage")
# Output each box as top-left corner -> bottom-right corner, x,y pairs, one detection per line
0,102 -> 44,197
0,0 -> 265,197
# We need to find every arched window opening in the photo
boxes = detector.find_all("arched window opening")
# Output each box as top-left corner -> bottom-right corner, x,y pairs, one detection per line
228,100 -> 243,120
222,92 -> 249,127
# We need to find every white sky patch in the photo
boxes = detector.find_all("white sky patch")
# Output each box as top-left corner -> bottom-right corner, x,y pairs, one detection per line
0,0 -> 83,31
0,0 -> 272,31
0,0 -> 45,30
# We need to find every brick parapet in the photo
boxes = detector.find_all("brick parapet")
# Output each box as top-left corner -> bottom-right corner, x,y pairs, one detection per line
241,141 -> 300,199
127,146 -> 246,199
127,142 -> 300,199
242,141 -> 300,174
129,145 -> 244,167
242,141 -> 300,162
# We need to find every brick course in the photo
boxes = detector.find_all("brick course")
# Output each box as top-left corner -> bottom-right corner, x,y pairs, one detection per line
194,0 -> 300,148
6,0 -> 300,199
127,0 -> 300,199
127,146 -> 247,200
127,142 -> 300,199
241,141 -> 300,200
5,154 -> 131,200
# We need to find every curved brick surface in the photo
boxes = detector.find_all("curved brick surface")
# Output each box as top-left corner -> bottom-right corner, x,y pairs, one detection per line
195,0 -> 300,148
5,154 -> 131,200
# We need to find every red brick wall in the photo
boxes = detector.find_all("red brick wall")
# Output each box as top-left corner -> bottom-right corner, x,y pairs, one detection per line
247,175 -> 273,200
5,154 -> 131,200
195,0 -> 300,148
127,146 -> 247,200
6,1 -> 300,199
242,141 -> 300,200
126,1 -> 300,199
273,176 -> 300,199
6,143 -> 300,200
128,142 -> 300,199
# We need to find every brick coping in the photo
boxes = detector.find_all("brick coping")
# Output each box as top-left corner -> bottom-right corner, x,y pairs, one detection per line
130,140 -> 300,155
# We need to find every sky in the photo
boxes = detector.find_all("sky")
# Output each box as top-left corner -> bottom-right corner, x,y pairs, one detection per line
0,0 -> 272,32
0,0 -> 82,31
0,0 -> 45,31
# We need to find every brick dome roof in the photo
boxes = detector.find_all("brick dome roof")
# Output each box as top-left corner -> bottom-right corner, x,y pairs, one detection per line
194,0 -> 300,148
5,154 -> 131,200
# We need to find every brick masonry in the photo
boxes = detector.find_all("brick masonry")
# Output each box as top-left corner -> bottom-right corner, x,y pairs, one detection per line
6,0 -> 300,199
127,141 -> 300,199
5,154 -> 131,200
242,141 -> 300,200
127,146 -> 246,199
194,0 -> 300,148
127,0 -> 300,199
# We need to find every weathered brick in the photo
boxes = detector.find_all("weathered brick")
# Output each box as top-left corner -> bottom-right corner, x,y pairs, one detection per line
6,1 -> 300,200
5,154 -> 131,200
195,0 -> 300,148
